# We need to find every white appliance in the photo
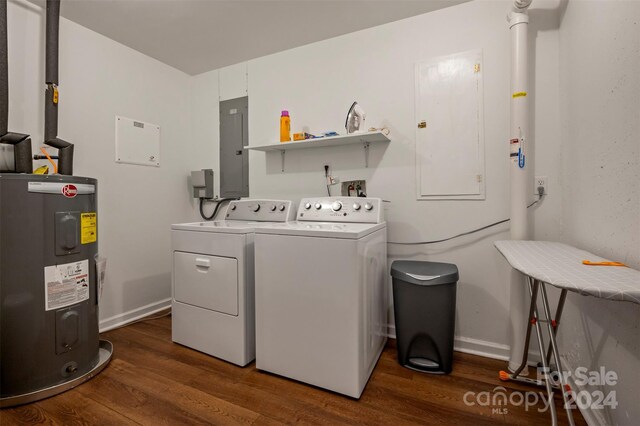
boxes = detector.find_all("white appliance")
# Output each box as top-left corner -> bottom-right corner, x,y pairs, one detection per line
254,197 -> 387,398
171,199 -> 295,366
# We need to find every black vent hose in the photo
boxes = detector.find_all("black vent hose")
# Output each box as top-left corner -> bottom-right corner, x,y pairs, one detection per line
199,198 -> 237,221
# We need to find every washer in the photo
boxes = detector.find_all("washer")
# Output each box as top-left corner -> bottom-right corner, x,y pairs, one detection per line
254,197 -> 387,398
171,199 -> 295,366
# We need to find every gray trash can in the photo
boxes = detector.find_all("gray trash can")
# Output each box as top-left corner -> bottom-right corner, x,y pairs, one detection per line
391,261 -> 458,374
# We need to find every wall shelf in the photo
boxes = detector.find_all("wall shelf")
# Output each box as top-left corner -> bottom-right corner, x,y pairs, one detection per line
244,131 -> 390,171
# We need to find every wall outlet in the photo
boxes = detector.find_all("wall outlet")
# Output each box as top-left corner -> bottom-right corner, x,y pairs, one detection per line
534,176 -> 548,195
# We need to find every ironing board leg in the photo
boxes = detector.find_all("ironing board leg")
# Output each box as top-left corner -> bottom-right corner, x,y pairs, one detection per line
510,278 -> 539,377
529,278 -> 559,426
545,289 -> 567,366
540,284 -> 576,426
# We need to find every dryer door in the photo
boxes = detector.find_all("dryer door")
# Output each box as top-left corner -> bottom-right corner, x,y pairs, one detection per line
174,252 -> 238,316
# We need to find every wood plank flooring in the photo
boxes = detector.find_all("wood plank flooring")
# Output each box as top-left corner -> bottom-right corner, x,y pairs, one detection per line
1,316 -> 585,425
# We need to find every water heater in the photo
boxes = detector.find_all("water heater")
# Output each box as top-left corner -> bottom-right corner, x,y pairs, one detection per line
0,174 -> 112,407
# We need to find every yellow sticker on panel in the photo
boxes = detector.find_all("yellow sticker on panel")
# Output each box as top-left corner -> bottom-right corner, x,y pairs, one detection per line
512,91 -> 527,98
81,212 -> 97,244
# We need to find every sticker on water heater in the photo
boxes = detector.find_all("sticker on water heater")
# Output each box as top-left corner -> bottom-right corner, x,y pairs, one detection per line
81,212 -> 97,244
44,259 -> 90,311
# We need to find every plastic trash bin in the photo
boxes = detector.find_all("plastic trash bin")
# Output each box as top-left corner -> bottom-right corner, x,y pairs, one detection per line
391,260 -> 459,374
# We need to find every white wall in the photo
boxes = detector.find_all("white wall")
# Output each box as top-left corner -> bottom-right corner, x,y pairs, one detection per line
189,69 -> 220,196
219,62 -> 247,102
558,1 -> 640,424
243,0 -> 563,358
6,0 -> 204,329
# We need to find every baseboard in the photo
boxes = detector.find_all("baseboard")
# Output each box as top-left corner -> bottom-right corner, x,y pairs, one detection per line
386,325 -> 540,365
454,335 -> 511,361
99,298 -> 171,333
387,324 -> 508,361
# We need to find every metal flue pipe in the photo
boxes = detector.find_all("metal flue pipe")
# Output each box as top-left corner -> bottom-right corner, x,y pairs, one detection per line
0,0 -> 32,173
44,0 -> 73,175
507,0 -> 532,373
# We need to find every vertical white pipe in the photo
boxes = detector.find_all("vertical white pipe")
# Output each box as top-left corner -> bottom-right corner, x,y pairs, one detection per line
508,11 -> 530,372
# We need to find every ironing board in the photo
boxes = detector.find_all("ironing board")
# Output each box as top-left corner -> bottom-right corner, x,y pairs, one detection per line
494,240 -> 640,426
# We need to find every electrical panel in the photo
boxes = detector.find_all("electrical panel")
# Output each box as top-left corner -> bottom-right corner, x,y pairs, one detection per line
415,49 -> 485,200
219,97 -> 249,198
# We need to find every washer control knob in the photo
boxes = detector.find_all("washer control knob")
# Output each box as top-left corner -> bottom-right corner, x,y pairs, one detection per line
230,204 -> 237,211
314,202 -> 322,210
270,204 -> 277,211
252,204 -> 261,212
364,202 -> 373,211
304,202 -> 312,210
353,203 -> 361,211
331,201 -> 343,212
279,204 -> 286,212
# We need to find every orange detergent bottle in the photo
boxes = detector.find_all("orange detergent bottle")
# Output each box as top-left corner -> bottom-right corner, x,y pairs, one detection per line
280,110 -> 291,142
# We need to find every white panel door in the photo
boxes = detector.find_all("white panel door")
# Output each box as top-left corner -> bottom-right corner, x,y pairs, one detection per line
115,116 -> 161,167
415,50 -> 485,199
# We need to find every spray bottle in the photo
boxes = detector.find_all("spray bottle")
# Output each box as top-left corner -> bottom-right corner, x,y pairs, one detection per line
280,110 -> 291,143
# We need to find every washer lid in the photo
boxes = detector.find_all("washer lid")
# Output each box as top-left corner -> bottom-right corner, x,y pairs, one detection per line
171,220 -> 277,234
253,221 -> 386,239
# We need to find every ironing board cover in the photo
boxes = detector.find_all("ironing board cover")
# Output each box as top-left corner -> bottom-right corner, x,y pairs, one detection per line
495,240 -> 640,304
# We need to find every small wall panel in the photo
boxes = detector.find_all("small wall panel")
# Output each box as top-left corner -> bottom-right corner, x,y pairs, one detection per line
115,116 -> 160,167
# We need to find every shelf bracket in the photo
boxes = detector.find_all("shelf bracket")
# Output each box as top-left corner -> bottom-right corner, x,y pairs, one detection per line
363,142 -> 370,168
281,150 -> 286,172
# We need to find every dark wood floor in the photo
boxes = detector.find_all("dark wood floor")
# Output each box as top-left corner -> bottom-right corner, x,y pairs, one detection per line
2,316 -> 585,425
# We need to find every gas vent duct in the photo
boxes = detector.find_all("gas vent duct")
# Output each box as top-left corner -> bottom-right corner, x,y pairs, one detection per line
44,0 -> 73,175
0,0 -> 32,173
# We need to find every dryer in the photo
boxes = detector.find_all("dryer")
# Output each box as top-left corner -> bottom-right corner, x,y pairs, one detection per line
254,197 -> 387,398
171,199 -> 294,366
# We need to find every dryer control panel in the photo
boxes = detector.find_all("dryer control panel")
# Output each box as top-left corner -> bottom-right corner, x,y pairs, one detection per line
297,197 -> 383,223
226,199 -> 295,222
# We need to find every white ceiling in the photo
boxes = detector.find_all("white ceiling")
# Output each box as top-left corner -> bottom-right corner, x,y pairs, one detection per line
39,0 -> 470,75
